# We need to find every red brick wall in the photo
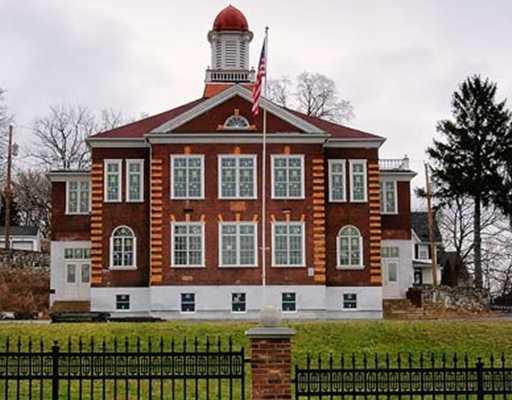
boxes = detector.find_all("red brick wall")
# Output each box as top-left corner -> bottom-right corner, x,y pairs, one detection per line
324,148 -> 379,286
151,142 -> 323,286
91,147 -> 151,287
381,181 -> 412,240
51,182 -> 90,241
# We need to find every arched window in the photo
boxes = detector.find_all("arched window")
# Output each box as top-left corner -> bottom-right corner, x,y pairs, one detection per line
224,115 -> 250,130
337,226 -> 363,268
110,226 -> 136,268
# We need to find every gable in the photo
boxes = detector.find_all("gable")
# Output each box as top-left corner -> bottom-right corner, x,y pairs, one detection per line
173,95 -> 303,133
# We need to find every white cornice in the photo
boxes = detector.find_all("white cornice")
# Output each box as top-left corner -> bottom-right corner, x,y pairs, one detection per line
146,132 -> 329,144
324,138 -> 386,148
149,85 -> 325,134
48,171 -> 90,182
380,170 -> 417,181
87,138 -> 149,148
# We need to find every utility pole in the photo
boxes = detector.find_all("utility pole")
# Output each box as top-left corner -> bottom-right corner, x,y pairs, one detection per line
4,124 -> 13,251
425,163 -> 438,286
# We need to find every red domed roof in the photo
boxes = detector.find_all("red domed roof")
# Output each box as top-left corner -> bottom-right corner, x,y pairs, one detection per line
213,5 -> 249,31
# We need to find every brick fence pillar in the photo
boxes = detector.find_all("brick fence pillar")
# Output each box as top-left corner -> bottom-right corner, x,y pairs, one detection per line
246,327 -> 295,400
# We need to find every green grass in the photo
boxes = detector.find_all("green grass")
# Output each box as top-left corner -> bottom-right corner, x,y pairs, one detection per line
1,320 -> 512,364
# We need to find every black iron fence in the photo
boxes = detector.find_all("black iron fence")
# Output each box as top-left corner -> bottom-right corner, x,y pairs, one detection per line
294,353 -> 512,399
0,337 -> 247,400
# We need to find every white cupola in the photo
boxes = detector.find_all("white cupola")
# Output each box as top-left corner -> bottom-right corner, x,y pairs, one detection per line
205,5 -> 254,83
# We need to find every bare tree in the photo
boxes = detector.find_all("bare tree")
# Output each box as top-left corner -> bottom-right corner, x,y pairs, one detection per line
0,89 -> 13,172
31,105 -> 133,170
31,105 -> 96,170
266,72 -> 354,123
12,170 -> 51,238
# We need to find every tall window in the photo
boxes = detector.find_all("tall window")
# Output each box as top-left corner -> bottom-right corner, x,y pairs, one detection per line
66,181 -> 90,214
172,223 -> 204,267
219,155 -> 256,199
337,226 -> 363,268
110,226 -> 136,269
171,155 -> 204,199
328,159 -> 346,202
272,155 -> 304,199
219,223 -> 257,267
272,222 -> 305,267
349,160 -> 367,202
104,160 -> 122,202
126,159 -> 144,202
380,180 -> 397,214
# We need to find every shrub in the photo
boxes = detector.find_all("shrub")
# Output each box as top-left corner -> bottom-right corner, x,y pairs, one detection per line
0,267 -> 49,316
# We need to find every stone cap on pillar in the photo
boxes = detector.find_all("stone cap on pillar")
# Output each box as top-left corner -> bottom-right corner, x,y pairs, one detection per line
245,327 -> 296,339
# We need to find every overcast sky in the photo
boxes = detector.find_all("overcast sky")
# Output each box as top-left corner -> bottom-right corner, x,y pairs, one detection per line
2,0 -> 512,198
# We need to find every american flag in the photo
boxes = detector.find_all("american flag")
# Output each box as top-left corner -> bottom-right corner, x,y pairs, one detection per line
251,35 -> 267,117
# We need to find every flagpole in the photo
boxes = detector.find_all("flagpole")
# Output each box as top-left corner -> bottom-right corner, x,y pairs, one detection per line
261,27 -> 269,307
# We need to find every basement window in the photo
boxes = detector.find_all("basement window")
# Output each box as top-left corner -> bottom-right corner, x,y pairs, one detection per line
231,293 -> 246,313
116,294 -> 130,311
342,293 -> 357,309
282,292 -> 297,312
181,293 -> 195,313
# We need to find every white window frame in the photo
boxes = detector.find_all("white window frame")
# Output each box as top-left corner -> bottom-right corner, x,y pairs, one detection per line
282,292 -> 297,313
342,293 -> 358,310
180,293 -> 196,313
170,222 -> 205,268
223,115 -> 250,130
104,159 -> 122,202
231,292 -> 247,313
384,260 -> 399,284
126,159 -> 144,202
271,154 -> 305,199
170,155 -> 205,200
66,263 -> 77,284
417,244 -> 430,260
271,221 -> 306,268
115,294 -> 131,311
218,222 -> 258,267
65,180 -> 91,215
328,159 -> 346,202
336,225 -> 364,270
218,155 -> 257,199
349,159 -> 367,203
109,225 -> 137,270
380,179 -> 398,214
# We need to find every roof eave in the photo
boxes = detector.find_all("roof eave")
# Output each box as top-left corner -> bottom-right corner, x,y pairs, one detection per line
324,137 -> 386,148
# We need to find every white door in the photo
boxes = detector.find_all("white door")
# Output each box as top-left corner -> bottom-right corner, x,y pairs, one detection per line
382,259 -> 400,299
64,263 -> 91,300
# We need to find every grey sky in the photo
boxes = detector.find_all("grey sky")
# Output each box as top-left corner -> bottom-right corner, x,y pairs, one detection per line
2,0 -> 512,198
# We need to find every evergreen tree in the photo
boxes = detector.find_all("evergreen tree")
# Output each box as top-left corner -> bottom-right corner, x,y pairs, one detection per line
427,75 -> 512,288
0,193 -> 20,227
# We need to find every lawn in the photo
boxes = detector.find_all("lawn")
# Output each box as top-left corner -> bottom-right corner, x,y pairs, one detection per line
1,319 -> 512,364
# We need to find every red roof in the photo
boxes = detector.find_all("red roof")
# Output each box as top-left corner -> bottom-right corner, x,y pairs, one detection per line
286,108 -> 382,140
213,5 -> 249,31
90,96 -> 381,141
90,98 -> 207,139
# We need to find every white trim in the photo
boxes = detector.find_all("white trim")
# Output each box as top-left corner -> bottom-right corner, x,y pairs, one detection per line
270,154 -> 305,200
109,225 -> 137,270
324,138 -> 385,148
65,179 -> 91,215
349,159 -> 368,203
170,154 -> 205,200
125,159 -> 144,202
336,225 -> 364,270
217,154 -> 257,199
87,138 -> 149,148
104,159 -> 122,202
146,133 -> 329,144
281,292 -> 298,314
223,115 -> 250,130
218,222 -> 258,268
328,159 -> 346,202
380,179 -> 398,215
271,221 -> 306,268
48,171 -> 90,182
170,222 -> 205,268
150,85 -> 325,134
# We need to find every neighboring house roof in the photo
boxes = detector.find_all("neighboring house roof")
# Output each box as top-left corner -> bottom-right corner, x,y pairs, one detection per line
411,212 -> 442,243
89,88 -> 382,141
0,226 -> 39,236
